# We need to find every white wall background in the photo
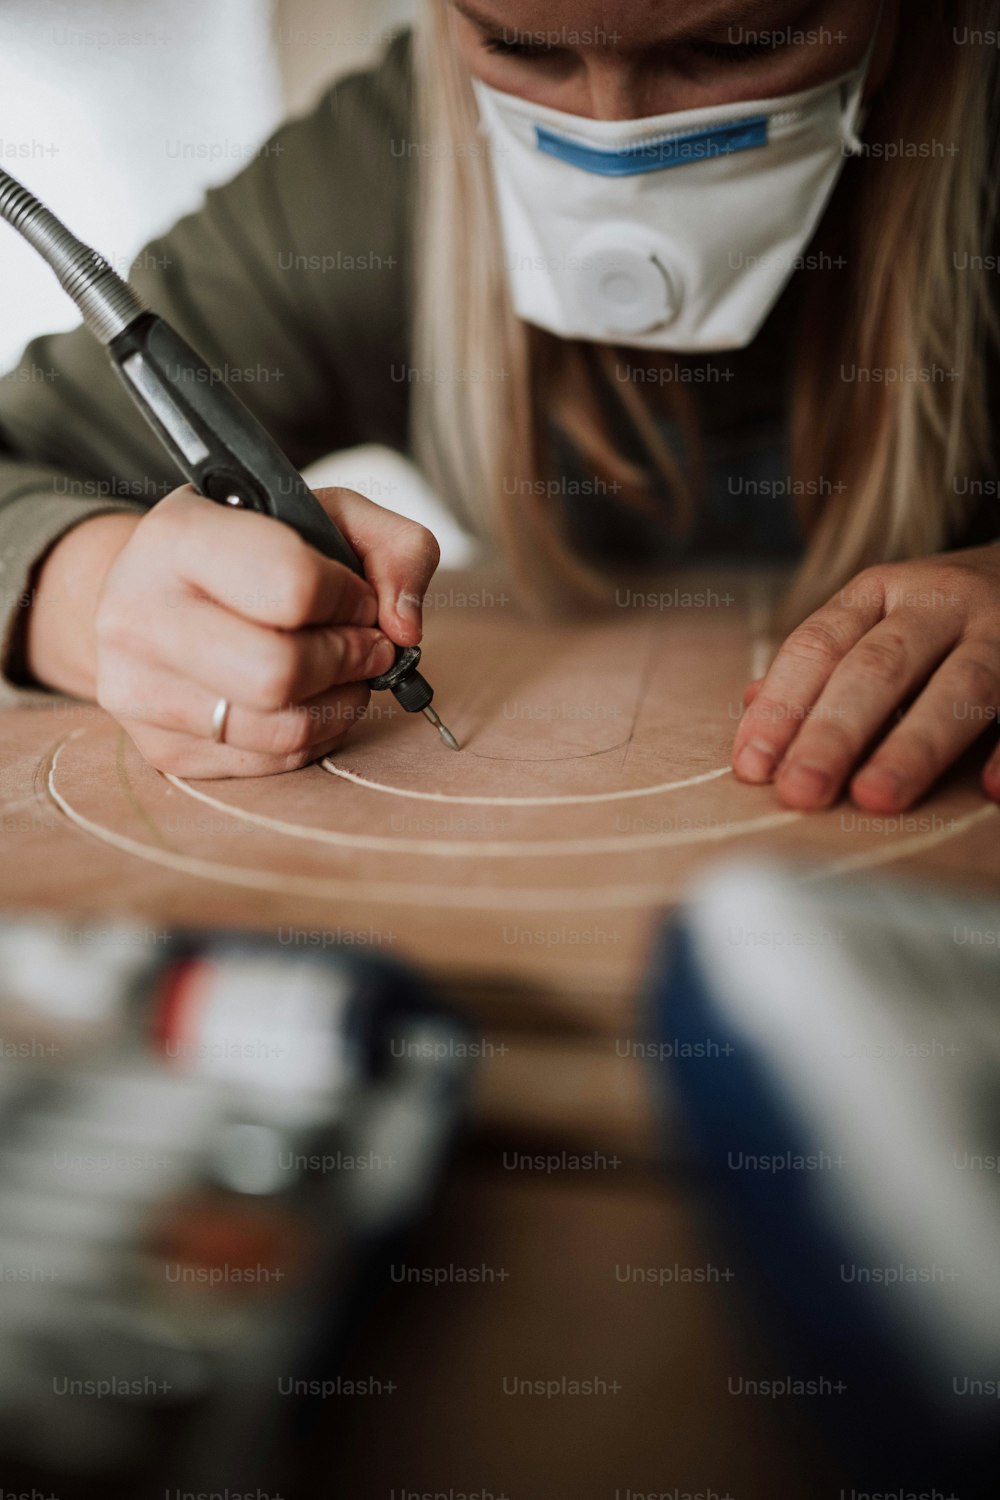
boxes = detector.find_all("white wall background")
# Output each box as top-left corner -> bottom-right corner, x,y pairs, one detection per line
0,0 -> 473,564
0,0 -> 421,364
0,0 -> 283,364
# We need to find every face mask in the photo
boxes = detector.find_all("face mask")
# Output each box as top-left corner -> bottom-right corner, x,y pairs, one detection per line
471,40 -> 876,351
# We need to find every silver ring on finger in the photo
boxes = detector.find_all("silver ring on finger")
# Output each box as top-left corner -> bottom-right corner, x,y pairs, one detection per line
210,697 -> 231,745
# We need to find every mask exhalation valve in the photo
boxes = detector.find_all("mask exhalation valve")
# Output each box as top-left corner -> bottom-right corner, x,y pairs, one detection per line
573,224 -> 679,336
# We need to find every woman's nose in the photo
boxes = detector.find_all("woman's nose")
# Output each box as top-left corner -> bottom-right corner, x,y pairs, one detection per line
572,58 -> 663,121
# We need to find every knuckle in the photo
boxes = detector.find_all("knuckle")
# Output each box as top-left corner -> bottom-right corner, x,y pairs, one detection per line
270,540 -> 323,626
324,630 -> 387,684
949,652 -> 1000,702
787,618 -> 847,670
250,639 -> 300,710
317,629 -> 352,681
839,566 -> 886,610
852,634 -> 909,687
742,694 -> 792,732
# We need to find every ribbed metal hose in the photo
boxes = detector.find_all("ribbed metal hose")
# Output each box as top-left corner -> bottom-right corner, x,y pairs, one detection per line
0,167 -> 146,345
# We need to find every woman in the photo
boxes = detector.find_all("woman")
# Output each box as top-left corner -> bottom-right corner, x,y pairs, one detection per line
0,0 -> 996,814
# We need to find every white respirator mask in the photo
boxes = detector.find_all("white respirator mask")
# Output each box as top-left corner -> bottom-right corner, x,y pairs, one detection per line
471,31 -> 877,351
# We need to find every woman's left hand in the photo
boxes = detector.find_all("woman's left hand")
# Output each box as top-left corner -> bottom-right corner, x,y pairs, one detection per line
732,546 -> 1000,813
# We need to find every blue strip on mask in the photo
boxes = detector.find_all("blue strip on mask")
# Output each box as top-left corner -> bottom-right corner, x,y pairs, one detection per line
535,115 -> 769,176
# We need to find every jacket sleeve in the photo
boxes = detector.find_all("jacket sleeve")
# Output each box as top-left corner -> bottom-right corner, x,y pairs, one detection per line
0,33 -> 415,705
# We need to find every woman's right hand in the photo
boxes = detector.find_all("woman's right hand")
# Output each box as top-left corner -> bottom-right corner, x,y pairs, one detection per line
27,483 -> 441,778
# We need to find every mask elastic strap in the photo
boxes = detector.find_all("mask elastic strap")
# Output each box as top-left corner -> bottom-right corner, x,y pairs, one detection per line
840,0 -> 885,154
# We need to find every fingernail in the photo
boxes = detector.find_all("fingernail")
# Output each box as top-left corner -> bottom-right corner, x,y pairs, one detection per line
366,634 -> 396,676
735,740 -> 777,783
778,762 -> 832,805
396,590 -> 422,629
854,767 -> 903,807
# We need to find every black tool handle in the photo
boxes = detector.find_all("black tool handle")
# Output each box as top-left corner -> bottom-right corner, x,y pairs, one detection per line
108,313 -> 429,703
109,313 -> 364,570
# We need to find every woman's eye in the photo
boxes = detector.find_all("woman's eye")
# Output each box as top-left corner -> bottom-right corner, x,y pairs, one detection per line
691,37 -> 789,65
479,29 -> 788,67
483,36 -> 557,61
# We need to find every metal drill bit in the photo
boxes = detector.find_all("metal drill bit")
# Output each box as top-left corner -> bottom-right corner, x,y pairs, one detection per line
422,705 -> 460,750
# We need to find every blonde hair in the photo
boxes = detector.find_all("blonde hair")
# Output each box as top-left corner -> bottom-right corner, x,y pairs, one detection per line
411,0 -> 999,625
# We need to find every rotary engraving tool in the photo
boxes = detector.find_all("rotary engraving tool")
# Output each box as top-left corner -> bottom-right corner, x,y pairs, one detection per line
0,168 -> 459,751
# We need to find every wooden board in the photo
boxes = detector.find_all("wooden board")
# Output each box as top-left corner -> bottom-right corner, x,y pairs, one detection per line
2,567 -> 999,1040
